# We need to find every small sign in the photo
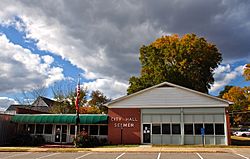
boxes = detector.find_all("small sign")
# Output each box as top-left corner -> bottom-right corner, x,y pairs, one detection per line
201,128 -> 205,136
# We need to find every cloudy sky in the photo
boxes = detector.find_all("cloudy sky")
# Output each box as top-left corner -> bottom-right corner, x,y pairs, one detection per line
0,0 -> 250,111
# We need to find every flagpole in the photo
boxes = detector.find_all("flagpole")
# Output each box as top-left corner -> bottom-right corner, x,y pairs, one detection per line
75,76 -> 80,143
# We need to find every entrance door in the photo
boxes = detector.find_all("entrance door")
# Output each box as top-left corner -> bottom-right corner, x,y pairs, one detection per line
55,125 -> 67,143
143,124 -> 151,143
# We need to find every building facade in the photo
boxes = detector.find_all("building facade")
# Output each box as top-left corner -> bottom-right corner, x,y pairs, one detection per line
11,114 -> 108,143
107,82 -> 232,145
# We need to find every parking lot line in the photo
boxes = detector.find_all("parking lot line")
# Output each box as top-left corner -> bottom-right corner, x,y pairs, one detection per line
157,152 -> 161,159
235,153 -> 249,159
196,153 -> 203,159
75,152 -> 92,159
2,152 -> 31,159
35,153 -> 60,159
115,152 -> 125,159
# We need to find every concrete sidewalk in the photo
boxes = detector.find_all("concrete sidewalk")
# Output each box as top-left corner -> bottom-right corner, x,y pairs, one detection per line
0,145 -> 249,153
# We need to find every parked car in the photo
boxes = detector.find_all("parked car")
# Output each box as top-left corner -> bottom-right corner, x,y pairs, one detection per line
233,128 -> 250,137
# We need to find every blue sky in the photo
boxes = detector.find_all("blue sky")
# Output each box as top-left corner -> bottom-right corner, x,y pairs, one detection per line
0,0 -> 250,111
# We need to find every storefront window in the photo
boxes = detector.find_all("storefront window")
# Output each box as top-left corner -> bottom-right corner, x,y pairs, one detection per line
99,125 -> 108,135
152,124 -> 161,134
172,124 -> 181,134
44,124 -> 53,134
27,124 -> 35,134
90,125 -> 98,135
36,124 -> 44,134
70,125 -> 75,135
162,124 -> 170,134
80,125 -> 89,134
205,123 -> 214,135
194,124 -> 203,135
215,124 -> 224,135
184,124 -> 193,135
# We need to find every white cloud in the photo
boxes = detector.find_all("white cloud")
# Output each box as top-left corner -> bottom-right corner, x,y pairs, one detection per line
0,97 -> 18,111
84,79 -> 128,99
0,34 -> 64,93
1,0 -> 250,99
210,65 -> 244,92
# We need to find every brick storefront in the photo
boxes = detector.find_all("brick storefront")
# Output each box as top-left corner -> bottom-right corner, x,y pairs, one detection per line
108,108 -> 141,144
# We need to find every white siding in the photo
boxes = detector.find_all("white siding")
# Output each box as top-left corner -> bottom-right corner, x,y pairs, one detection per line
110,87 -> 228,108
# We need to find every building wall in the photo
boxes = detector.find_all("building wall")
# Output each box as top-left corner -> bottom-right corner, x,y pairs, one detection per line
110,87 -> 228,108
0,114 -> 16,145
108,108 -> 141,144
141,107 -> 227,145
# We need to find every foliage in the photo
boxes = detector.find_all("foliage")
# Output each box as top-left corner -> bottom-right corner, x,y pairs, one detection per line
127,34 -> 222,94
79,106 -> 102,114
74,130 -> 108,148
218,85 -> 234,98
10,134 -> 45,146
243,64 -> 250,81
51,83 -> 109,114
88,90 -> 111,114
222,86 -> 250,125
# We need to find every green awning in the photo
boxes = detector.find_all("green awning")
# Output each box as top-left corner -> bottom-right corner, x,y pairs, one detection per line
11,114 -> 108,124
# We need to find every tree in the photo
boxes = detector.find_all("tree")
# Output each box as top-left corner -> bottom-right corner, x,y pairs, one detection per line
127,34 -> 222,94
243,64 -> 250,81
15,85 -> 48,105
51,82 -> 88,114
218,85 -> 234,98
222,86 -> 250,125
88,90 -> 111,114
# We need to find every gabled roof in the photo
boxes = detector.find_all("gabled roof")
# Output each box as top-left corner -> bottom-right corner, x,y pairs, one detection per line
6,105 -> 30,111
32,96 -> 59,107
107,82 -> 233,108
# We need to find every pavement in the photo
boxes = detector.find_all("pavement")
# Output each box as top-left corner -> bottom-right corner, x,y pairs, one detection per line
0,145 -> 250,153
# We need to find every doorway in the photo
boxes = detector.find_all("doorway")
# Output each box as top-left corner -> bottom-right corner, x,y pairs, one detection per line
55,125 -> 67,143
143,124 -> 151,143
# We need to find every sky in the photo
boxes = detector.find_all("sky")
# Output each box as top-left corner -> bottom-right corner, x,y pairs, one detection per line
0,0 -> 250,111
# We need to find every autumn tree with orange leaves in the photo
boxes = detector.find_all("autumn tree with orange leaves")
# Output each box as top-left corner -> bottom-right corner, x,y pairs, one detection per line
127,34 -> 222,94
222,86 -> 250,125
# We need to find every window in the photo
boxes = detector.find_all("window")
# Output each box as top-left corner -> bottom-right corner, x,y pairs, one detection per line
172,124 -> 181,134
70,125 -> 75,135
162,124 -> 170,134
44,124 -> 53,134
27,124 -> 35,134
215,124 -> 224,135
194,124 -> 203,135
80,125 -> 89,133
184,124 -> 193,135
99,126 -> 108,135
205,123 -> 214,135
36,124 -> 44,134
152,124 -> 161,134
90,125 -> 98,135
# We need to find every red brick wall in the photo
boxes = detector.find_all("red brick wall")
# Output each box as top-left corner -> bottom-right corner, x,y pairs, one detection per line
108,108 -> 141,144
225,108 -> 231,145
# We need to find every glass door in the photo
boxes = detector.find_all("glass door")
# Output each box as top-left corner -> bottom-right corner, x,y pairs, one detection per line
143,124 -> 151,143
55,125 -> 68,143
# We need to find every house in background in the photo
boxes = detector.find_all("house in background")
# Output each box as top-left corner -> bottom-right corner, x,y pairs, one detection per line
5,96 -> 59,114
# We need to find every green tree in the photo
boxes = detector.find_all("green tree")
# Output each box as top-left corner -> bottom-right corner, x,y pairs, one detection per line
243,64 -> 250,81
88,90 -> 111,114
127,34 -> 222,94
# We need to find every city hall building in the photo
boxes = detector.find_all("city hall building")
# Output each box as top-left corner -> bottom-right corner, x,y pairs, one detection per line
107,82 -> 232,145
7,82 -> 232,145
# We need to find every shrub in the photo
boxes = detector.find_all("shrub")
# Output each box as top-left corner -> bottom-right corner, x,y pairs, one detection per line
73,131 -> 108,148
10,133 -> 45,146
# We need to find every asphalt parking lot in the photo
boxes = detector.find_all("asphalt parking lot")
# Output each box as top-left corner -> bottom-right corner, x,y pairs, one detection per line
0,151 -> 249,159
